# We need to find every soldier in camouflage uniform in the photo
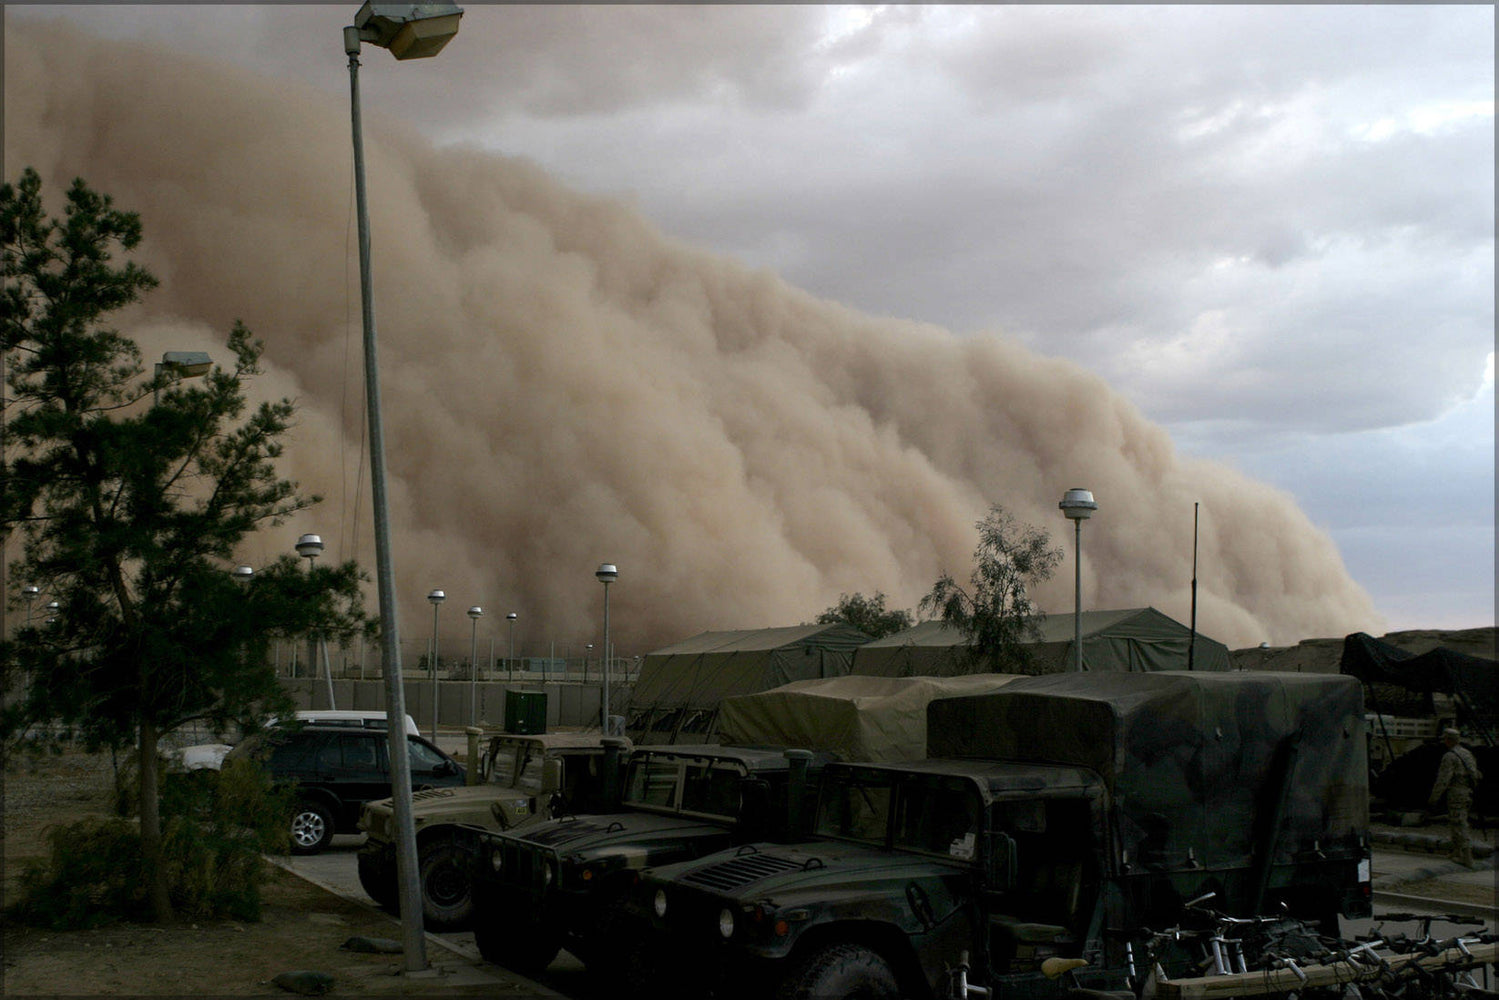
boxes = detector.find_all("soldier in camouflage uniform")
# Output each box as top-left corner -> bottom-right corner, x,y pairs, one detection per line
1428,727 -> 1482,866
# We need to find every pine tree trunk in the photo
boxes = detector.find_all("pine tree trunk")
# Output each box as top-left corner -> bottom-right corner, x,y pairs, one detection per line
139,721 -> 173,922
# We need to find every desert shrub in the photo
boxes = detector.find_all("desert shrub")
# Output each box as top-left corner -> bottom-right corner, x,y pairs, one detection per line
10,757 -> 295,928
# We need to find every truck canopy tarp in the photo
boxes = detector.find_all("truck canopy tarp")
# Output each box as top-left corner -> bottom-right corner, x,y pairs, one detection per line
718,673 -> 1026,761
928,671 -> 1368,871
851,607 -> 1230,677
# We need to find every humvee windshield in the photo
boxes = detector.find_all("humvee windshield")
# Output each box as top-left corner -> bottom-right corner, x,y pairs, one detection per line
814,768 -> 895,846
816,769 -> 982,860
485,739 -> 550,793
624,753 -> 750,822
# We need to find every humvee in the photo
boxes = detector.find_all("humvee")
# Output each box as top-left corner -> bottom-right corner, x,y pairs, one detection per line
632,672 -> 1372,999
472,744 -> 829,974
356,731 -> 626,929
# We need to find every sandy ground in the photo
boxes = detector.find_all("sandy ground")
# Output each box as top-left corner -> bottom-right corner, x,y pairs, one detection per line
1,749 -> 535,998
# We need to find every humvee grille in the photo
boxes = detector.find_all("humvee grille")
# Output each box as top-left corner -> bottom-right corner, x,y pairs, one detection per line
681,853 -> 803,891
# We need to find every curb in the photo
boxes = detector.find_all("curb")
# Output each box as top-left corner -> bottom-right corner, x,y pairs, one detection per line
264,855 -> 568,998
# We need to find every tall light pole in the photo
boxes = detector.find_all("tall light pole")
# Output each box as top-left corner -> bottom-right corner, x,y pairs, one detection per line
295,533 -> 336,709
1058,488 -> 1098,673
22,584 -> 38,626
595,563 -> 617,733
427,589 -> 445,739
467,606 -> 483,727
344,0 -> 463,971
506,612 -> 517,683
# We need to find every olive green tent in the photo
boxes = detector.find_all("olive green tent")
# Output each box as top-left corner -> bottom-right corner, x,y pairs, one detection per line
627,623 -> 872,743
851,607 -> 1230,676
718,673 -> 1026,762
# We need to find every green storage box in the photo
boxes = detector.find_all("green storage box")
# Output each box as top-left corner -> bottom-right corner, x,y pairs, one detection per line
504,690 -> 547,735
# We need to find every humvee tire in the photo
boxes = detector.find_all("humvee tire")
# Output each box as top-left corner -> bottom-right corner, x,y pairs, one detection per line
473,896 -> 562,974
419,835 -> 479,930
776,942 -> 900,1000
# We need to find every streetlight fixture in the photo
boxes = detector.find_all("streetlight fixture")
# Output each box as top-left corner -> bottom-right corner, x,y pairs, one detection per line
232,565 -> 255,584
427,589 -> 445,738
153,351 -> 213,405
43,599 -> 59,626
295,534 -> 336,710
345,1 -> 463,971
506,612 -> 517,682
467,606 -> 483,727
1058,488 -> 1098,673
595,563 -> 617,734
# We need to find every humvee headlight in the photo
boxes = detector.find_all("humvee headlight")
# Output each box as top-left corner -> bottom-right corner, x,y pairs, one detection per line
489,850 -> 503,874
543,862 -> 555,888
717,908 -> 735,939
653,889 -> 668,919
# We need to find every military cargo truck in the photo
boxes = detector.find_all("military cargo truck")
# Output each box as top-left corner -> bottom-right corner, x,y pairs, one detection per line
472,744 -> 832,975
356,731 -> 625,929
632,672 -> 1371,1000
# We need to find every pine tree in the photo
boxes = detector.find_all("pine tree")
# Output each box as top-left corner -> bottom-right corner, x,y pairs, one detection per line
1,168 -> 369,922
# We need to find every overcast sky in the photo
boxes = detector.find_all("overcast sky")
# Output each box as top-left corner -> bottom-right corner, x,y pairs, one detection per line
16,4 -> 1496,632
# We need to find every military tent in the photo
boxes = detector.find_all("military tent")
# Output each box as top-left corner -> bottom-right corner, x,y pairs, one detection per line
851,607 -> 1230,676
627,624 -> 871,743
718,673 -> 1025,762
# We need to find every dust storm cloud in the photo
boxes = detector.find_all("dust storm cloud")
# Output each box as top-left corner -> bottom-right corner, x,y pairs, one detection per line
4,19 -> 1381,654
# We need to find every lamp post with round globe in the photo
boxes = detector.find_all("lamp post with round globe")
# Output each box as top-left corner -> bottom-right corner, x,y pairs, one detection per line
1058,488 -> 1098,672
595,564 -> 618,733
506,612 -> 518,682
467,606 -> 483,727
295,534 -> 335,709
427,590 -> 445,739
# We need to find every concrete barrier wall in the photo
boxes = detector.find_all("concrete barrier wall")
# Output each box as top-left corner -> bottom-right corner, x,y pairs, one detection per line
281,678 -> 618,733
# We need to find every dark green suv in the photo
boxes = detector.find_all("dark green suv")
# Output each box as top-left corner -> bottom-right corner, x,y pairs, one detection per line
225,724 -> 465,854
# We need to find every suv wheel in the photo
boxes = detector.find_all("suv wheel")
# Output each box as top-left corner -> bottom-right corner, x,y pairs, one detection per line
776,943 -> 900,1000
290,801 -> 334,854
419,836 -> 479,930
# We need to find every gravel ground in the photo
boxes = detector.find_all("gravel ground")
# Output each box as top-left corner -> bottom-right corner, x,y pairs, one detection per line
2,746 -> 532,997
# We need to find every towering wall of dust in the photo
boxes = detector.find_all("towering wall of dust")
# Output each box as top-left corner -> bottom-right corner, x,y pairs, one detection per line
4,19 -> 1381,654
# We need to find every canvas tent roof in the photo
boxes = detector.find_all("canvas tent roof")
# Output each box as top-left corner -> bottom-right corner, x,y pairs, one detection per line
718,673 -> 1026,762
627,623 -> 871,742
851,607 -> 1230,676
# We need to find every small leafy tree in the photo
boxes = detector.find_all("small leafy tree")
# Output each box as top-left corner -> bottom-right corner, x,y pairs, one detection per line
919,504 -> 1062,673
0,168 -> 370,922
816,591 -> 914,640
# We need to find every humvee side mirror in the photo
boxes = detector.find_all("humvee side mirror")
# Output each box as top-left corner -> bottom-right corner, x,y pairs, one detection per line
985,832 -> 1018,891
